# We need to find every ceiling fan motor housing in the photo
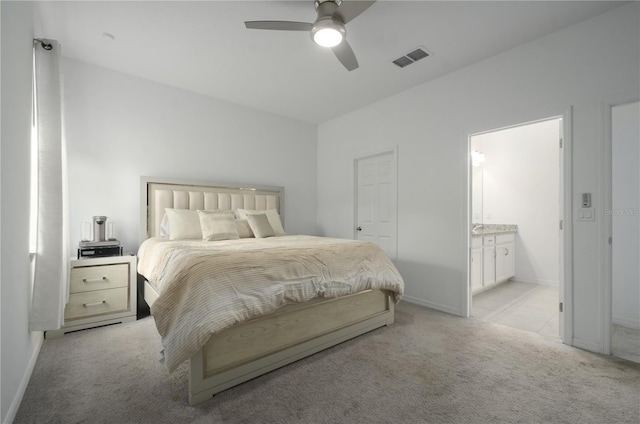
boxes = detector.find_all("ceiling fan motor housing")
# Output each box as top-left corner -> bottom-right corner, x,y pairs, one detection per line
315,0 -> 342,12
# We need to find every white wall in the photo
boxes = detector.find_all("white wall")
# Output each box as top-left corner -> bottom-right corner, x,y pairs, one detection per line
612,101 -> 640,329
473,119 -> 560,285
1,2 -> 44,423
62,59 -> 319,254
317,3 -> 640,351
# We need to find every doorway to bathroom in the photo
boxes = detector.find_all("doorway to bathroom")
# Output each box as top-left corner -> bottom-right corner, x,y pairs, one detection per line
469,117 -> 564,342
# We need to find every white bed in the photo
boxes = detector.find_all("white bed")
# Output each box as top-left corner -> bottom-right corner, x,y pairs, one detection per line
138,176 -> 404,405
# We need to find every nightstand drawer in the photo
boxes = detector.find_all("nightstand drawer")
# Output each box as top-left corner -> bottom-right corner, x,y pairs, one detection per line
64,287 -> 129,320
70,263 -> 128,293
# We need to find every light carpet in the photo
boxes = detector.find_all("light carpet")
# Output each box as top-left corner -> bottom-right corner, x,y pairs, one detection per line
14,302 -> 640,423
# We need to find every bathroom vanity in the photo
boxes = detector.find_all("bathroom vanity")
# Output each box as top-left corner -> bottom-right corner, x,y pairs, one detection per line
471,225 -> 517,294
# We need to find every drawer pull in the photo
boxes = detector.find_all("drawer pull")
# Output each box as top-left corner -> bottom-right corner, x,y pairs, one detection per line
83,300 -> 106,307
83,277 -> 107,283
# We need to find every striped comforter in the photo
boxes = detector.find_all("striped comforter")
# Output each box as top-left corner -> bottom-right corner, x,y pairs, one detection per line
137,235 -> 404,371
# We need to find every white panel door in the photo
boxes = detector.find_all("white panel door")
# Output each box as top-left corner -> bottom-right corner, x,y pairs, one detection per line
355,151 -> 397,258
612,101 -> 640,338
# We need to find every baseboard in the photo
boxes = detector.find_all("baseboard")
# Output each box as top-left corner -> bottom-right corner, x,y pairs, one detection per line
401,295 -> 462,317
512,276 -> 559,286
612,314 -> 640,330
3,332 -> 44,424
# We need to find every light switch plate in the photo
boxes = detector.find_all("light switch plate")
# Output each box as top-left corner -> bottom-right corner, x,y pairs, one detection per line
577,208 -> 595,221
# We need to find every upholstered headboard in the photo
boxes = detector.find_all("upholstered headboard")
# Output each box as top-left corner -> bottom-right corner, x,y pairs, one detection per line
140,176 -> 284,242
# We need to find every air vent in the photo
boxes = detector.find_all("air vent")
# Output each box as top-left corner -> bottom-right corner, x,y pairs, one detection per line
392,47 -> 430,69
392,56 -> 414,68
406,48 -> 429,62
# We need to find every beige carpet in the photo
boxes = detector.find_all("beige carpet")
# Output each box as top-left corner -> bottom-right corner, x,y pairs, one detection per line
15,302 -> 640,424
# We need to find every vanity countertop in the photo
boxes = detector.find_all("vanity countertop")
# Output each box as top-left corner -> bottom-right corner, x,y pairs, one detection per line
472,224 -> 518,237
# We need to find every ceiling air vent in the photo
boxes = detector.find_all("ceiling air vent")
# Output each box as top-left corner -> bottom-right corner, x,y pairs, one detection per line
392,47 -> 430,68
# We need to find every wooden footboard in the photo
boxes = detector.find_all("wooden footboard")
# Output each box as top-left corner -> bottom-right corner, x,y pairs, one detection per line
145,282 -> 394,405
189,289 -> 393,404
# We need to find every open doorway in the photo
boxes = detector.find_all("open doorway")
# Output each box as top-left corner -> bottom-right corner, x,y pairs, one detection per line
469,117 -> 563,342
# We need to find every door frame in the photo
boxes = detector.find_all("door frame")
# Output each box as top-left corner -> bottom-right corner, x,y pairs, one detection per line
601,94 -> 640,355
353,146 -> 399,259
465,108 -> 573,345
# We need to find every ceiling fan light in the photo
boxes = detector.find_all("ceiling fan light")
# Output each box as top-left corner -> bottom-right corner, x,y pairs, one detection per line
311,18 -> 345,48
313,27 -> 343,47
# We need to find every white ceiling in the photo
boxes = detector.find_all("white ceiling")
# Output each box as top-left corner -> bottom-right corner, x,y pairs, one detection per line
35,0 -> 625,124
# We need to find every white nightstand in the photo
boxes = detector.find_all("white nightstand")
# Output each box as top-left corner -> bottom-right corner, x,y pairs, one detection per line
46,255 -> 137,338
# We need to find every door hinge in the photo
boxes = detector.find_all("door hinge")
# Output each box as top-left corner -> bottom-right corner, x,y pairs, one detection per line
609,236 -> 612,245
559,302 -> 564,313
559,220 -> 563,230
559,138 -> 563,148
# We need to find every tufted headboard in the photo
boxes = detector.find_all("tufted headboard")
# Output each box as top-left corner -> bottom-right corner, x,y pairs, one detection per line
140,176 -> 284,243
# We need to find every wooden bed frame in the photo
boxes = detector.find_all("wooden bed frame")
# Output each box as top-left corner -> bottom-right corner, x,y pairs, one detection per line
139,176 -> 395,405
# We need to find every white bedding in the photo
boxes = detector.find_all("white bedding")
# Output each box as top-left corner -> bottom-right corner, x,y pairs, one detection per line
137,235 -> 404,371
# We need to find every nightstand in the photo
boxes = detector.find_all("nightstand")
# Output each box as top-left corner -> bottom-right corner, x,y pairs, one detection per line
46,255 -> 137,338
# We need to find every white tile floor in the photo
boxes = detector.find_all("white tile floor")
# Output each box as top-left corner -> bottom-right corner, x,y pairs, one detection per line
471,280 -> 561,342
472,280 -> 640,363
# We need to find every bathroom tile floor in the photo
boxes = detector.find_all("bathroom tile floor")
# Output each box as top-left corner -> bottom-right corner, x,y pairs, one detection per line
472,280 -> 640,363
472,280 -> 561,342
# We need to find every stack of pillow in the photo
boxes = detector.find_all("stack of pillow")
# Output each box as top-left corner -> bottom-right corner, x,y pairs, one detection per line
161,208 -> 285,241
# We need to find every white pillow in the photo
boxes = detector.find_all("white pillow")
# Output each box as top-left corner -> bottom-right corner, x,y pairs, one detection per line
235,219 -> 254,238
236,209 -> 285,236
247,213 -> 275,238
198,210 -> 239,241
159,213 -> 169,237
165,208 -> 201,240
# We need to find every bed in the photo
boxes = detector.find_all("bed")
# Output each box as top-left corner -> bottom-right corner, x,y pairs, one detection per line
138,177 -> 404,405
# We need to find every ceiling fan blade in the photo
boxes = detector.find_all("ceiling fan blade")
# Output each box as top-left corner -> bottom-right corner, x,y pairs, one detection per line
333,0 -> 376,24
332,40 -> 359,71
244,21 -> 313,31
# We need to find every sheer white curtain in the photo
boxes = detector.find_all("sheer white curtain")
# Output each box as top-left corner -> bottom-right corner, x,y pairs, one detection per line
30,39 -> 69,331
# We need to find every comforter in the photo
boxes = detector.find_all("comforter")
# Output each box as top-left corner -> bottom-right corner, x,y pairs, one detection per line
137,235 -> 404,371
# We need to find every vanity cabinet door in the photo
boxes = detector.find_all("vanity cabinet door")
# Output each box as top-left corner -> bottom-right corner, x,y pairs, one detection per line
496,245 -> 508,283
496,243 -> 515,281
482,245 -> 496,286
495,234 -> 515,283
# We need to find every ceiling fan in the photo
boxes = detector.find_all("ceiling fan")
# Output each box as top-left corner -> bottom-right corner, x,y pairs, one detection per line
244,0 -> 376,71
